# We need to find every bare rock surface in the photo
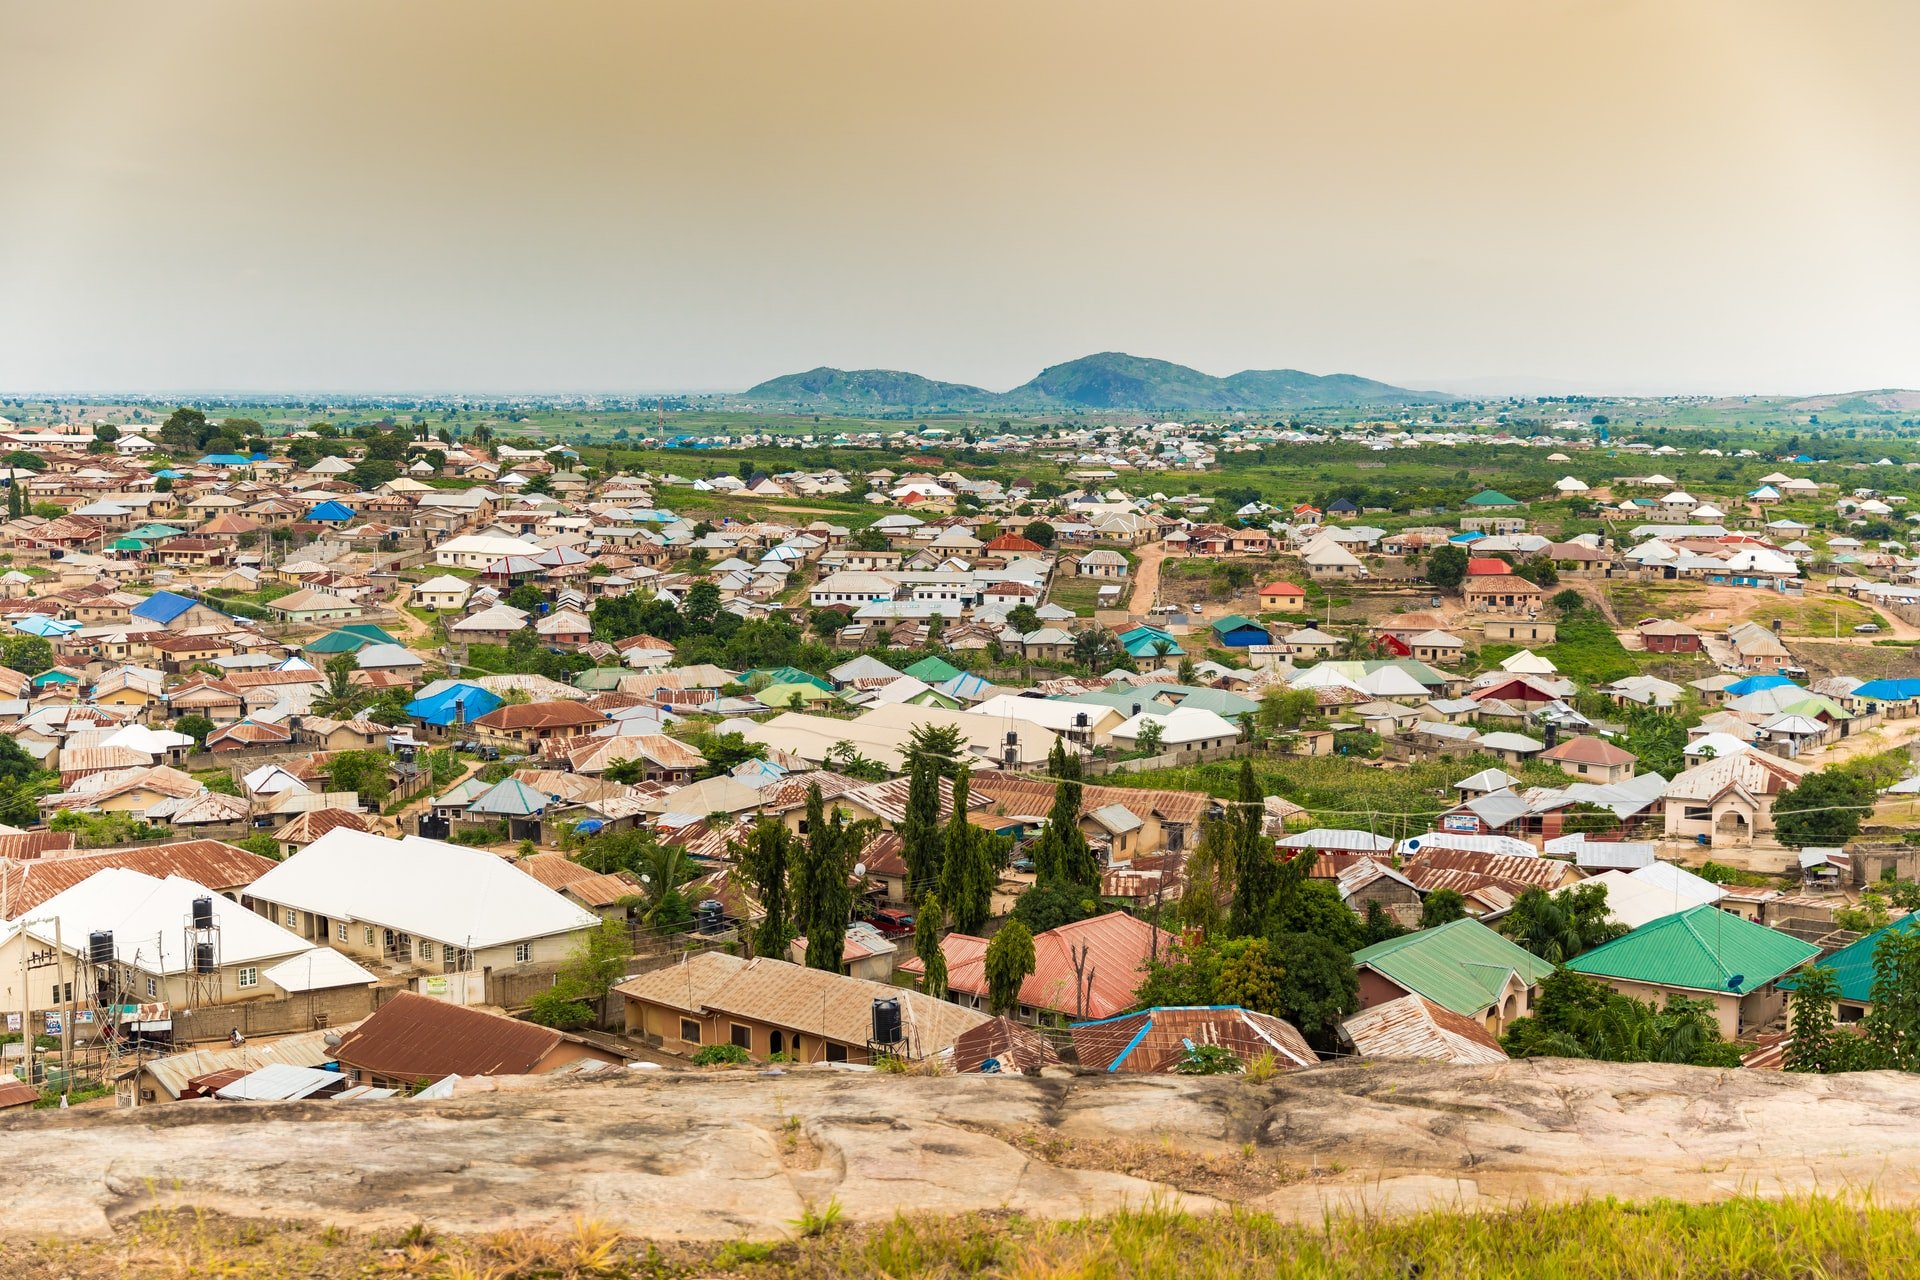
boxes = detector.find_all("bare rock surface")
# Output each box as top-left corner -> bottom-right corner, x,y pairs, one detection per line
5,1059 -> 1920,1239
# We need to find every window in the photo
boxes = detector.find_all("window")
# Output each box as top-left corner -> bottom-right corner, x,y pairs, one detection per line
824,1042 -> 847,1063
335,923 -> 348,944
1683,806 -> 1714,823
146,977 -> 157,998
515,942 -> 532,964
418,940 -> 435,961
366,927 -> 377,946
284,908 -> 298,929
730,1023 -> 753,1051
680,1018 -> 702,1044
238,967 -> 258,989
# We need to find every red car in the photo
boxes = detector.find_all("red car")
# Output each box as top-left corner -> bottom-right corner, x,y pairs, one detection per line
868,909 -> 916,938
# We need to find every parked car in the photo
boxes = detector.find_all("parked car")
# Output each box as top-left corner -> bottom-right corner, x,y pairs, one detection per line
868,909 -> 916,938
1854,622 -> 1881,633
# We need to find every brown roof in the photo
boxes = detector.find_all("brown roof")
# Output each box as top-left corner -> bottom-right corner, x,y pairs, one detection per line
1069,1006 -> 1315,1073
1401,848 -> 1569,896
903,912 -> 1174,1020
0,831 -> 78,860
208,721 -> 292,746
0,839 -> 276,916
329,992 -> 610,1079
1461,574 -> 1544,596
272,807 -> 376,845
516,853 -> 640,908
226,669 -> 326,689
1340,994 -> 1508,1064
0,1079 -> 41,1109
950,1017 -> 1064,1074
970,770 -> 1211,828
470,701 -> 607,732
1538,735 -> 1637,767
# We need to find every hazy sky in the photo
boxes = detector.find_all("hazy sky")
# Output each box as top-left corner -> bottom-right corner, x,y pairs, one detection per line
4,1 -> 1919,396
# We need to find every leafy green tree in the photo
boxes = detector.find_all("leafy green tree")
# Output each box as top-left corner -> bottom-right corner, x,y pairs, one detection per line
1360,899 -> 1407,946
734,818 -> 794,958
1502,968 -> 1743,1067
794,784 -> 855,971
525,919 -> 630,1030
1775,767 -> 1877,848
1266,932 -> 1360,1045
940,769 -> 995,934
903,722 -> 965,779
984,919 -> 1036,1015
1135,719 -> 1164,755
325,749 -> 392,804
1228,760 -> 1282,936
313,652 -> 368,718
601,757 -> 646,785
1011,883 -> 1096,934
1424,544 -> 1469,590
1174,816 -> 1231,938
1499,883 -> 1625,963
914,893 -> 949,999
1784,965 -> 1844,1074
1022,521 -> 1055,548
1006,603 -> 1041,635
1419,888 -> 1469,928
0,635 -> 52,675
1031,740 -> 1095,892
899,757 -> 944,903
1864,925 -> 1920,1071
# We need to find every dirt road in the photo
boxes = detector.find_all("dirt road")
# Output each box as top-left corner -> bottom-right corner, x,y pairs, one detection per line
1127,540 -> 1166,614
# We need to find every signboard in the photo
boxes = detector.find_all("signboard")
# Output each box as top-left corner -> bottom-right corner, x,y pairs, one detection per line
4,1013 -> 18,1033
43,1013 -> 61,1036
423,976 -> 449,997
75,1010 -> 94,1025
1441,813 -> 1480,833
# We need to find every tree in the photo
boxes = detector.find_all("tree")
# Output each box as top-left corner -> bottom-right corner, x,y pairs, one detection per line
1864,925 -> 1920,1071
1006,603 -> 1041,635
1135,718 -> 1164,755
526,918 -> 629,1030
325,749 -> 392,805
314,652 -> 368,718
1499,883 -> 1625,964
601,757 -> 646,785
737,818 -> 796,959
1227,760 -> 1281,936
903,722 -> 965,779
1031,741 -> 1095,892
1267,931 -> 1360,1045
1012,883 -> 1097,934
940,769 -> 995,934
915,893 -> 950,999
175,714 -> 216,748
0,635 -> 53,675
1022,520 -> 1056,548
1775,767 -> 1877,848
1360,899 -> 1407,946
793,784 -> 855,971
1501,968 -> 1743,1067
899,756 -> 944,903
1784,965 -> 1844,1074
1174,817 -> 1232,938
1424,544 -> 1469,590
984,920 -> 1036,1015
1419,889 -> 1469,928
1550,589 -> 1585,616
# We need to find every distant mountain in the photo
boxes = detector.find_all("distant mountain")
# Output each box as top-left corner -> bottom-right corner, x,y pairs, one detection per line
737,366 -> 995,410
735,351 -> 1443,413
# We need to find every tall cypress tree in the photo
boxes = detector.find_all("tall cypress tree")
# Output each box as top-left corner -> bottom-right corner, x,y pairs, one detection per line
1034,741 -> 1096,892
899,756 -> 944,903
737,817 -> 795,960
914,892 -> 949,999
941,769 -> 994,934
795,783 -> 854,971
1227,759 -> 1279,937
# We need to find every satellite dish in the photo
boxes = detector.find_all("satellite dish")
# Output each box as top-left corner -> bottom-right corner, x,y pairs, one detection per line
854,863 -> 867,878
1726,974 -> 1746,993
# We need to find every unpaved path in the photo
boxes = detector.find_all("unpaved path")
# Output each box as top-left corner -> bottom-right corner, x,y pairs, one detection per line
17,1059 -> 1920,1239
1127,540 -> 1166,614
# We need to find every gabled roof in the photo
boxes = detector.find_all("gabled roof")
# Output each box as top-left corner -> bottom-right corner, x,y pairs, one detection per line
1567,904 -> 1818,993
1069,1006 -> 1315,1073
1341,994 -> 1508,1064
1351,918 -> 1556,1016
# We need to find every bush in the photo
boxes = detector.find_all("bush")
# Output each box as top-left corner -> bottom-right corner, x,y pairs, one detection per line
524,988 -> 594,1030
692,1043 -> 751,1067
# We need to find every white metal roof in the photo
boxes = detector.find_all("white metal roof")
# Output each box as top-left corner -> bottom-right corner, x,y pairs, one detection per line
7,869 -> 313,972
244,829 -> 599,950
262,947 -> 379,994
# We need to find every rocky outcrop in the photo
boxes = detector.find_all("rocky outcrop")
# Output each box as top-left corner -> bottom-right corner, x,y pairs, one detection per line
8,1059 -> 1920,1239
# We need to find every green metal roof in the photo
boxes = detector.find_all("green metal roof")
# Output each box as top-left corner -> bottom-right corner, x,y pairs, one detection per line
1351,918 -> 1556,1016
904,656 -> 963,684
742,666 -> 832,692
572,667 -> 632,692
305,624 -> 401,654
1566,904 -> 1818,994
1119,682 -> 1260,719
1779,916 -> 1920,1004
1210,614 -> 1266,636
1465,490 -> 1521,506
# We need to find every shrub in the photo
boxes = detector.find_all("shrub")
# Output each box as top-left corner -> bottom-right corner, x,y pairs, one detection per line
692,1043 -> 751,1067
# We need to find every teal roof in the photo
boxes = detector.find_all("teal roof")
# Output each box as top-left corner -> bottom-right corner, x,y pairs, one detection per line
904,656 -> 963,684
1465,490 -> 1521,506
1352,918 -> 1557,1016
1210,614 -> 1267,637
304,624 -> 401,655
1778,916 -> 1920,1004
742,666 -> 833,692
467,777 -> 552,818
1566,904 -> 1819,994
572,667 -> 632,692
1117,681 -> 1259,719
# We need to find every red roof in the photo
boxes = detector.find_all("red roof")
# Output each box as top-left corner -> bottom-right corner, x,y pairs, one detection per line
907,912 -> 1174,1020
1466,557 -> 1510,576
984,534 -> 1045,553
1259,581 -> 1306,597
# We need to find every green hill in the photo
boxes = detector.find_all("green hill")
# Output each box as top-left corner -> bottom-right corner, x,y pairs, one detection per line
734,351 -> 1442,413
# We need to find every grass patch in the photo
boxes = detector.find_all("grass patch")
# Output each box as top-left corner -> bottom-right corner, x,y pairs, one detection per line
25,1195 -> 1920,1279
1046,574 -> 1113,615
1743,593 -> 1888,637
1480,605 -> 1637,686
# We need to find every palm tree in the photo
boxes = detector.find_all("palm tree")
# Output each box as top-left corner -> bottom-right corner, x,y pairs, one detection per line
312,654 -> 367,719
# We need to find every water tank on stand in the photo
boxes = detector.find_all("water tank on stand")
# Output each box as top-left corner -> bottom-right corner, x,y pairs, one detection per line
871,997 -> 902,1046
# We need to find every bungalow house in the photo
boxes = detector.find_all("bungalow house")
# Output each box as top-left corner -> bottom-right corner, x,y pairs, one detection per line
1662,751 -> 1805,846
1637,618 -> 1703,653
617,952 -> 988,1064
469,700 -> 607,750
1482,618 -> 1557,645
1405,629 -> 1465,666
1537,735 -> 1637,784
904,912 -> 1174,1025
1075,550 -> 1129,580
1209,614 -> 1270,648
410,575 -> 473,611
1350,918 -> 1556,1035
1259,580 -> 1307,612
1461,574 -> 1544,614
1778,917 -> 1920,1027
1727,621 -> 1794,672
268,588 -> 362,623
1566,905 -> 1819,1038
329,993 -> 628,1088
1340,994 -> 1509,1065
1301,540 -> 1364,580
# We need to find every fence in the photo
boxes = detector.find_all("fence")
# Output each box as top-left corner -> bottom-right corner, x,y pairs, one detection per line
170,983 -> 401,1045
1087,742 -> 1248,776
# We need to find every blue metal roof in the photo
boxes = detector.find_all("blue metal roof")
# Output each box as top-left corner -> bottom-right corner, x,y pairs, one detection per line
11,615 -> 76,637
404,681 -> 504,727
306,500 -> 355,522
130,590 -> 199,624
1854,679 -> 1920,702
1725,674 -> 1798,696
199,453 -> 251,466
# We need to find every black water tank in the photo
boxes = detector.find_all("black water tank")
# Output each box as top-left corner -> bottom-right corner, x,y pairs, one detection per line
191,897 -> 214,929
88,931 -> 113,965
871,997 -> 902,1045
696,899 -> 725,935
195,942 -> 215,974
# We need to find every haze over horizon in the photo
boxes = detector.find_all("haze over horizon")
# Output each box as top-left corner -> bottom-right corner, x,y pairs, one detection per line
4,1 -> 1919,398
